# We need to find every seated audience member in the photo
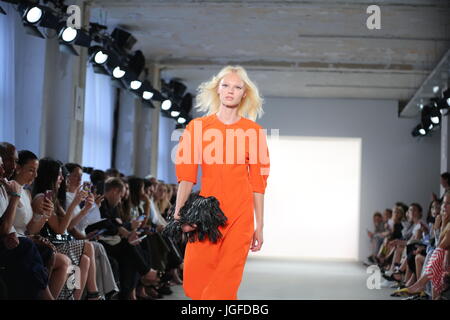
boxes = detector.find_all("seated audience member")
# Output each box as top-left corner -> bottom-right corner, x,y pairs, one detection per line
90,169 -> 106,196
64,163 -> 119,299
32,157 -> 101,300
105,168 -> 120,179
432,172 -> 450,203
98,177 -> 159,300
0,152 -> 52,300
367,212 -> 386,264
12,150 -> 71,299
126,176 -> 172,298
376,205 -> 404,267
385,203 -> 428,276
383,208 -> 394,233
392,191 -> 450,300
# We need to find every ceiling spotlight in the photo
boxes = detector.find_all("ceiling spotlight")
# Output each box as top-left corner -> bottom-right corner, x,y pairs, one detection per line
60,26 -> 78,43
94,50 -> 108,64
177,116 -> 186,124
140,80 -> 155,100
161,99 -> 172,111
443,88 -> 450,107
113,66 -> 126,79
58,23 -> 91,48
433,86 -> 440,94
171,111 -> 180,117
24,6 -> 43,24
430,103 -> 442,124
88,46 -> 109,64
412,124 -> 427,137
130,80 -> 142,90
421,104 -> 436,133
143,91 -> 154,100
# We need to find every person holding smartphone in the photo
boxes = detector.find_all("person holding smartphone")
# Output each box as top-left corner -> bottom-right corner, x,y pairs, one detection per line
98,177 -> 160,300
32,158 -> 102,300
0,149 -> 53,300
64,162 -> 118,298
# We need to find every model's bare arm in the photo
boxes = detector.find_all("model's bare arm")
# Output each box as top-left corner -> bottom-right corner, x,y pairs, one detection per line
253,192 -> 264,230
174,181 -> 193,219
251,192 -> 264,252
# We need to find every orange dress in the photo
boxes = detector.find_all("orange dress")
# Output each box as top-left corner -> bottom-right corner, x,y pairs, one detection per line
175,113 -> 270,300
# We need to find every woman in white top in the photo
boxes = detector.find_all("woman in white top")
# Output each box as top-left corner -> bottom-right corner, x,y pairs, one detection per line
32,157 -> 101,300
64,163 -> 119,297
12,150 -> 71,299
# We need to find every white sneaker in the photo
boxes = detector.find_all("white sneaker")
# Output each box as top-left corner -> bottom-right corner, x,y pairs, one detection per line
380,279 -> 396,288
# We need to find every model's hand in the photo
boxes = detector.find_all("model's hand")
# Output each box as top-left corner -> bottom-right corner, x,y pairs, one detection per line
181,223 -> 197,233
250,227 -> 263,252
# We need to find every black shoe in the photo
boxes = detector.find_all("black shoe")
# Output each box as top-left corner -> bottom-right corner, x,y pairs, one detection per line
105,290 -> 119,300
160,272 -> 172,283
157,284 -> 173,295
145,285 -> 164,299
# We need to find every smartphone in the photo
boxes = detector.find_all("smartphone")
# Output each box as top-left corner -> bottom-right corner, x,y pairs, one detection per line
44,190 -> 53,201
130,234 -> 147,244
90,185 -> 97,194
89,228 -> 107,239
82,182 -> 92,192
137,215 -> 146,222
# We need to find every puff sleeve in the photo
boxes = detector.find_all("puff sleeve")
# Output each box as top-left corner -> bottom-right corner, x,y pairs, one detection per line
175,120 -> 199,185
248,126 -> 270,194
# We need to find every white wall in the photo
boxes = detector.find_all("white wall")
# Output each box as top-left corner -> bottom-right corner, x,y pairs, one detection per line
257,97 -> 440,261
14,19 -> 46,154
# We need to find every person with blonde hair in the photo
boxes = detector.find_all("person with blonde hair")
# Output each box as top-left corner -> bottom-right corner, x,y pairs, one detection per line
173,65 -> 270,299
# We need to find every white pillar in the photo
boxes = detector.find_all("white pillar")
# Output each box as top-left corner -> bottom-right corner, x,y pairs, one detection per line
40,0 -> 89,163
150,64 -> 161,177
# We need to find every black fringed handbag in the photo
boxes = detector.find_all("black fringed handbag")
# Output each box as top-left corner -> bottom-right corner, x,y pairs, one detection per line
163,193 -> 228,244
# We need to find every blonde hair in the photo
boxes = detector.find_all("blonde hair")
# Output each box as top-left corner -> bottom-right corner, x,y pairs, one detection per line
194,65 -> 264,121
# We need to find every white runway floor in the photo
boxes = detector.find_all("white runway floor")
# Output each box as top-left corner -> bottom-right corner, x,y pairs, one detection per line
163,257 -> 398,300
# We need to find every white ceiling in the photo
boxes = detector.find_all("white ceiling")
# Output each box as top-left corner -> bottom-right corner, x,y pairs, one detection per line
90,0 -> 450,116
